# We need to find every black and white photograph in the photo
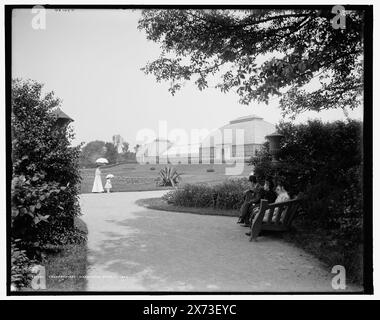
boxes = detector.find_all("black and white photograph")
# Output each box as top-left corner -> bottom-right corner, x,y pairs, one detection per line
4,3 -> 373,296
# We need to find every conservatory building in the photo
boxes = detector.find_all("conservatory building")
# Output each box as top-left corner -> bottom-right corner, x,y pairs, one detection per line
136,115 -> 275,164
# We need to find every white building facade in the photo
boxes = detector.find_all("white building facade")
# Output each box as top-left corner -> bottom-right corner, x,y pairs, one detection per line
199,115 -> 275,164
136,115 -> 275,165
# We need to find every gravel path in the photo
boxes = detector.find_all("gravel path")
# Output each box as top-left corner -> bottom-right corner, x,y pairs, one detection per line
80,191 -> 361,292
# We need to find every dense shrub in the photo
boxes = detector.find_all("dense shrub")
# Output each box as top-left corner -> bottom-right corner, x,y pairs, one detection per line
163,179 -> 250,210
163,183 -> 213,207
251,119 -> 363,282
12,79 -> 82,249
11,79 -> 84,288
11,241 -> 35,290
212,179 -> 250,209
251,119 -> 362,226
11,174 -> 65,246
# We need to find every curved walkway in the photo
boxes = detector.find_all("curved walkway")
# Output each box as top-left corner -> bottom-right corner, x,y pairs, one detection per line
80,191 -> 361,292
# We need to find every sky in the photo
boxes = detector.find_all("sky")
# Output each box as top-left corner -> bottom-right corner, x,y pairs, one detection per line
12,9 -> 363,148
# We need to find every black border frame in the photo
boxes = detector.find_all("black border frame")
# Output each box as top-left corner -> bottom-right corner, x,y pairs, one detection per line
4,4 -> 374,296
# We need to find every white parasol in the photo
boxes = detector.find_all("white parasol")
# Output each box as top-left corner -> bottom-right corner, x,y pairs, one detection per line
95,158 -> 108,164
106,174 -> 114,179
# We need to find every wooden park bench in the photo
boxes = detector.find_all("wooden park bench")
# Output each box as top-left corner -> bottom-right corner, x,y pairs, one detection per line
250,198 -> 302,241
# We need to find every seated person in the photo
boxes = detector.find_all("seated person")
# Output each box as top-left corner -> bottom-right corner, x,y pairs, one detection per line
245,180 -> 290,236
263,180 -> 290,222
262,179 -> 277,204
274,181 -> 290,202
248,178 -> 276,224
237,175 -> 263,226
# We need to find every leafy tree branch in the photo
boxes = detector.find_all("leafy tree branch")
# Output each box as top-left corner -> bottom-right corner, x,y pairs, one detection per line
138,9 -> 364,117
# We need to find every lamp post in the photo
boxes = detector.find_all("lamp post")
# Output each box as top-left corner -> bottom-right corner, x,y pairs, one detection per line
265,132 -> 284,163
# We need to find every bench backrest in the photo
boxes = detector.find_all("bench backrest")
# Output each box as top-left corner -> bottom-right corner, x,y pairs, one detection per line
259,198 -> 301,227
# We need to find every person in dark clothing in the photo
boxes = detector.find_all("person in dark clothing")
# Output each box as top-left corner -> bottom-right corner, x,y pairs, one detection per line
237,175 -> 263,226
261,179 -> 277,204
245,179 -> 276,228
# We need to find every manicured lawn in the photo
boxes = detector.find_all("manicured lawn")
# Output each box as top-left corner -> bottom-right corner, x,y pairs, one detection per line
80,163 -> 253,193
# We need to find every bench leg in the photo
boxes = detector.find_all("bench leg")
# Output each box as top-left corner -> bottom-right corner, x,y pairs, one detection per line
250,211 -> 265,242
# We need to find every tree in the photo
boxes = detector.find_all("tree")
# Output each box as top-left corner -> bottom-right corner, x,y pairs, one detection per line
121,141 -> 129,153
105,142 -> 118,164
81,138 -> 136,165
79,140 -> 106,167
138,9 -> 364,117
116,142 -> 138,162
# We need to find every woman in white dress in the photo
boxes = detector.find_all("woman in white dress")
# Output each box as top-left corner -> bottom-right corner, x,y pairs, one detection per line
92,165 -> 104,193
